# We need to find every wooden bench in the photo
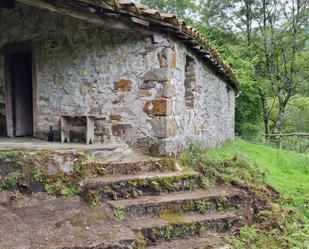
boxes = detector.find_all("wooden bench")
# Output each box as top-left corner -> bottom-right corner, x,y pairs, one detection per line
60,115 -> 95,145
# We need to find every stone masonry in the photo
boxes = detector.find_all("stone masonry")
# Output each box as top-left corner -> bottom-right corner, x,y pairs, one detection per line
0,3 -> 235,155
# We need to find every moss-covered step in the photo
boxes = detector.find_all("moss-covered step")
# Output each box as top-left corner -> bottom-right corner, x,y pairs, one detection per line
107,186 -> 244,218
82,156 -> 178,176
83,169 -> 204,201
147,234 -> 228,249
125,211 -> 241,245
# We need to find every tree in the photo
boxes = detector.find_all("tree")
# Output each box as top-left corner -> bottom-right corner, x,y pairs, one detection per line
200,0 -> 256,45
254,0 -> 309,135
139,0 -> 197,20
200,0 -> 309,136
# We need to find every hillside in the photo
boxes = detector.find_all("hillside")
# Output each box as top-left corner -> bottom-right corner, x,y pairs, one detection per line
203,139 -> 309,248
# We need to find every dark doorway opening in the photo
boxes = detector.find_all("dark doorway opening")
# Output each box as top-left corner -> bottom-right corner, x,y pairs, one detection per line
9,51 -> 33,137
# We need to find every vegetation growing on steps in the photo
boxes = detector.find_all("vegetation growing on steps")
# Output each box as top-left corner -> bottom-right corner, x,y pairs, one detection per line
181,139 -> 309,248
0,150 -> 92,196
114,207 -> 126,221
86,172 -> 203,201
141,218 -> 235,245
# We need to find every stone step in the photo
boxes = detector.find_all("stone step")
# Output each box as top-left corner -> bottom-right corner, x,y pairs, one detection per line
126,211 -> 241,245
107,187 -> 243,218
83,169 -> 204,201
147,235 -> 229,249
82,156 -> 179,175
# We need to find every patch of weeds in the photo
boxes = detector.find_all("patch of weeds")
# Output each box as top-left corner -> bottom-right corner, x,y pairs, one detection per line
95,164 -> 106,175
114,207 -> 126,221
200,177 -> 210,188
0,171 -> 21,189
44,182 -> 57,195
195,200 -> 213,214
129,235 -> 146,249
87,191 -> 101,207
60,186 -> 78,196
33,167 -> 44,182
73,163 -> 95,179
103,185 -> 111,193
0,151 -> 22,165
131,189 -> 142,198
216,196 -> 227,212
44,177 -> 78,196
164,225 -> 173,240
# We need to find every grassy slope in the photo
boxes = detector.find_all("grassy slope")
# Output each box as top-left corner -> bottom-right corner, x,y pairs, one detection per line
204,139 -> 309,248
207,139 -> 309,207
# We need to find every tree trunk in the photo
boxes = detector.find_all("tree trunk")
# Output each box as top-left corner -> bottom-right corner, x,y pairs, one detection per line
273,99 -> 288,134
259,88 -> 270,141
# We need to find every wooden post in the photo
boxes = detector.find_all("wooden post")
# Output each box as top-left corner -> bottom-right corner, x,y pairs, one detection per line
86,117 -> 95,145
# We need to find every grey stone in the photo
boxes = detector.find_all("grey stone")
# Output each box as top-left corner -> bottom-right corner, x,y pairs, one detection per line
150,117 -> 177,138
142,68 -> 172,82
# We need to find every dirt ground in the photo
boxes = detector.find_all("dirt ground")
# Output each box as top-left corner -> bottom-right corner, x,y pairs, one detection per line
0,191 -> 136,249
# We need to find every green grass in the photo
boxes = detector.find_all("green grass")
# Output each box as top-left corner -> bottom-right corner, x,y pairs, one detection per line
181,139 -> 309,248
207,139 -> 309,208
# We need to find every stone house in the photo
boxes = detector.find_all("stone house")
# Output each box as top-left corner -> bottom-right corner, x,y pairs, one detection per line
0,0 -> 240,155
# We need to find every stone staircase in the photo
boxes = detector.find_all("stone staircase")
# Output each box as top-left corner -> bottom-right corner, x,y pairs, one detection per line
82,156 -> 254,248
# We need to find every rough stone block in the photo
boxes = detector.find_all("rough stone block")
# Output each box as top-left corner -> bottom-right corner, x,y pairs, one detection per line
114,79 -> 132,91
143,99 -> 171,116
140,81 -> 156,90
112,124 -> 133,137
142,68 -> 172,82
110,115 -> 121,122
158,80 -> 176,98
150,117 -> 177,138
138,90 -> 152,97
158,48 -> 176,69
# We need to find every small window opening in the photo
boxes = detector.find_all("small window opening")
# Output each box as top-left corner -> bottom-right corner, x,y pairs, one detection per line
184,55 -> 196,109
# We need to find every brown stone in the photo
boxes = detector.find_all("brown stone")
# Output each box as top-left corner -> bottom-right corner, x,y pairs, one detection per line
143,99 -> 171,116
138,90 -> 152,97
110,115 -> 121,121
114,79 -> 132,91
158,48 -> 176,69
112,124 -> 133,137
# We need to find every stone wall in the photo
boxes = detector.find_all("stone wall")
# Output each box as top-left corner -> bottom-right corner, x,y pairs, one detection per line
149,41 -> 235,154
0,3 -> 235,154
0,4 -> 167,148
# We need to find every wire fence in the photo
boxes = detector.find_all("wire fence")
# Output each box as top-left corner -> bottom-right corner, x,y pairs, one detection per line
265,133 -> 309,153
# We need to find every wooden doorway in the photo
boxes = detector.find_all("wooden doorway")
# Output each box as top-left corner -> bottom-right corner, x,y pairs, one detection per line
4,45 -> 35,137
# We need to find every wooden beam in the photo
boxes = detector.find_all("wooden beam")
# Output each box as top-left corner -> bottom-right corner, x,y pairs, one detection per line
16,0 -> 151,33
